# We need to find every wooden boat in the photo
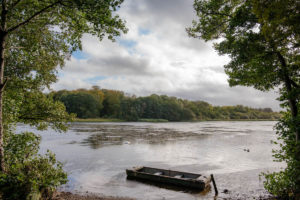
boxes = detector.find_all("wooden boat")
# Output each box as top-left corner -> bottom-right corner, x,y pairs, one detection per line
126,166 -> 211,190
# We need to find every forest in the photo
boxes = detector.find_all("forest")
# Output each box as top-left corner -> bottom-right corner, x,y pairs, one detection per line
51,86 -> 281,121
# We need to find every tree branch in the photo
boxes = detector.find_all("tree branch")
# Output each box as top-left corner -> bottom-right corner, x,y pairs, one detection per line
291,80 -> 299,88
1,0 -> 7,32
58,0 -> 74,8
9,0 -> 22,10
201,10 -> 233,18
8,46 -> 24,49
0,77 -> 8,91
275,52 -> 299,88
7,0 -> 61,33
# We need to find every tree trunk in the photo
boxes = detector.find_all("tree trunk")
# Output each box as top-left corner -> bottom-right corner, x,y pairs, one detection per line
276,52 -> 300,141
0,0 -> 7,172
276,51 -> 300,196
0,31 -> 6,172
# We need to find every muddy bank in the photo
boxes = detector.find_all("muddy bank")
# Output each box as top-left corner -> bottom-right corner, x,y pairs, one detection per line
73,123 -> 208,148
53,192 -> 135,200
53,191 -> 276,200
22,121 -> 282,199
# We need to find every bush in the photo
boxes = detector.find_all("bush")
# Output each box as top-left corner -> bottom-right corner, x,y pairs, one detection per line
262,112 -> 300,199
262,166 -> 298,199
0,132 -> 67,200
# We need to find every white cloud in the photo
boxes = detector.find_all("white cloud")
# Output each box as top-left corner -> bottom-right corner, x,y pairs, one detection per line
51,0 -> 281,110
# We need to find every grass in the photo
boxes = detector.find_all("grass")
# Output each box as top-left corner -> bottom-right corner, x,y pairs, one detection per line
137,118 -> 169,122
72,118 -> 278,123
73,118 -> 125,122
73,118 -> 169,123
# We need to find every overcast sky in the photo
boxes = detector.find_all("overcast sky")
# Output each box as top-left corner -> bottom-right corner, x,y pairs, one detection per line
51,0 -> 281,111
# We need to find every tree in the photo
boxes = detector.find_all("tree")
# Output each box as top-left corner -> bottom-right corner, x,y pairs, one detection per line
60,92 -> 101,118
56,86 -> 105,118
89,86 -> 105,111
187,0 -> 300,197
0,0 -> 127,174
101,89 -> 124,117
119,97 -> 139,121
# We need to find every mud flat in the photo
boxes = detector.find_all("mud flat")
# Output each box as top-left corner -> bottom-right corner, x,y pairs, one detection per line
53,192 -> 134,200
18,121 -> 284,199
54,191 -> 276,200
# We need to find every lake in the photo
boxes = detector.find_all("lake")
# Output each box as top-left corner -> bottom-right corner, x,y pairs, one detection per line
18,121 -> 284,200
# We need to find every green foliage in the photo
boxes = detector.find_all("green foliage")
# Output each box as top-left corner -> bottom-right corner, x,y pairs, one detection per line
137,118 -> 169,122
74,118 -> 124,122
59,92 -> 101,119
101,89 -> 124,117
262,111 -> 300,199
262,169 -> 297,200
188,0 -> 300,197
0,131 -> 67,200
4,0 -> 127,131
52,87 -> 281,122
119,97 -> 139,121
0,0 -> 128,198
187,0 -> 299,92
52,87 -> 108,119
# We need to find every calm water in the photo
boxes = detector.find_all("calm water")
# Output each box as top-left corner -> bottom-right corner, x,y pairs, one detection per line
18,121 -> 284,200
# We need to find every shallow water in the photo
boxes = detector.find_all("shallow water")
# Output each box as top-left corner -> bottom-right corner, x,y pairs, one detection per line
18,121 -> 284,200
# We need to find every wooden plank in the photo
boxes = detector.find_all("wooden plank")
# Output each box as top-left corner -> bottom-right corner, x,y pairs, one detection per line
210,174 -> 218,196
126,166 -> 210,191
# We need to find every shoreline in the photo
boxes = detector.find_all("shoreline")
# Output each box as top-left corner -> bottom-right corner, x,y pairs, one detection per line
50,121 -> 279,200
52,192 -> 134,200
72,118 -> 279,123
53,191 -> 277,200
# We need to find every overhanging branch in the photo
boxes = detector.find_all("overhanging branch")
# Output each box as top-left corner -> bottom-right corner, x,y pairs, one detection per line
291,80 -> 299,88
0,77 -> 8,91
10,0 -> 22,10
1,0 -> 7,32
7,0 -> 61,33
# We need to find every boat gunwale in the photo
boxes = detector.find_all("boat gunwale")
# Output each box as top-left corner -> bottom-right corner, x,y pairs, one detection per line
127,166 -> 207,183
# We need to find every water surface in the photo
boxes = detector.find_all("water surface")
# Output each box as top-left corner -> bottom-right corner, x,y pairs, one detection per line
18,121 -> 283,199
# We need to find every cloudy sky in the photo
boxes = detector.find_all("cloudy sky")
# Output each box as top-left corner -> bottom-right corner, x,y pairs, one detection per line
52,0 -> 281,111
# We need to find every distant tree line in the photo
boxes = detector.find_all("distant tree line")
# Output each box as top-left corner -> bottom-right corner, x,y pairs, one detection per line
51,86 -> 281,121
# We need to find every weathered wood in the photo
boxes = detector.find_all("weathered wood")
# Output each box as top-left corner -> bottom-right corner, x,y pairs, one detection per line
126,166 -> 211,191
210,174 -> 218,196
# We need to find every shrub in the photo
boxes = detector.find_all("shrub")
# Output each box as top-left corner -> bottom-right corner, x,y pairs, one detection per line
0,132 -> 67,200
262,112 -> 300,199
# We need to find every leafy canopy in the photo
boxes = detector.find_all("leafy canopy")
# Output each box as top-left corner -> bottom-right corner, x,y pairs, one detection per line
187,0 -> 300,92
2,0 -> 128,131
0,0 -> 128,198
187,0 -> 300,198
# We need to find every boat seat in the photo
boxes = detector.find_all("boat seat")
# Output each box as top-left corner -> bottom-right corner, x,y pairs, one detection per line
174,174 -> 184,178
196,176 -> 205,181
154,171 -> 163,175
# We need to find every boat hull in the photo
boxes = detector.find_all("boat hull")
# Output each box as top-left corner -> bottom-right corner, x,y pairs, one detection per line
126,166 -> 211,190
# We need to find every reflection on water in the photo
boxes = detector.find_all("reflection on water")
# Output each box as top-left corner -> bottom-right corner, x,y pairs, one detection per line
18,121 -> 284,200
